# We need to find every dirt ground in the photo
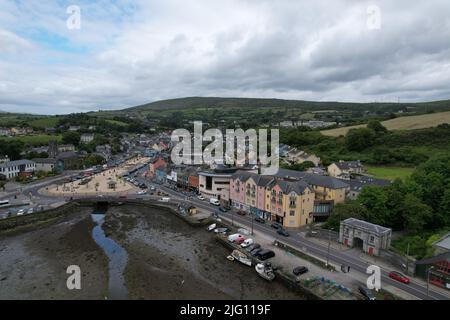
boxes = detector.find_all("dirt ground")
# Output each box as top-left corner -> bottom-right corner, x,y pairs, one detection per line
0,208 -> 108,299
0,203 -> 306,300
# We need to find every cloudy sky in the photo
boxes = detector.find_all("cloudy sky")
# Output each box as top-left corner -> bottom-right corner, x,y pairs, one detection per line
1,0 -> 450,114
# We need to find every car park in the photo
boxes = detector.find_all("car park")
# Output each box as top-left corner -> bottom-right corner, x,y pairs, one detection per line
388,271 -> 410,284
293,266 -> 308,276
358,286 -> 376,300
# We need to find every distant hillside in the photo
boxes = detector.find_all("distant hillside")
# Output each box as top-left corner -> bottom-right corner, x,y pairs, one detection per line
123,97 -> 450,114
321,111 -> 450,136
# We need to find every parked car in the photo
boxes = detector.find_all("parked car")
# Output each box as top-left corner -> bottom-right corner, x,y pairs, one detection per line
293,266 -> 308,276
219,207 -> 229,213
210,198 -> 220,206
240,238 -> 254,248
250,247 -> 263,256
277,228 -> 290,237
234,236 -> 247,245
254,216 -> 265,223
358,286 -> 376,300
237,210 -> 246,216
137,190 -> 146,195
227,233 -> 244,243
214,227 -> 229,234
197,195 -> 205,201
237,228 -> 251,236
388,271 -> 410,284
27,208 -> 34,214
256,249 -> 275,260
271,222 -> 282,229
17,209 -> 24,216
246,243 -> 261,252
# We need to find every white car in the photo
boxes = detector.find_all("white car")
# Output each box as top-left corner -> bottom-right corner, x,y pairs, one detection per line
137,190 -> 146,195
17,209 -> 25,216
227,233 -> 244,243
240,238 -> 254,248
27,208 -> 34,214
197,195 -> 205,201
238,228 -> 251,236
207,223 -> 216,232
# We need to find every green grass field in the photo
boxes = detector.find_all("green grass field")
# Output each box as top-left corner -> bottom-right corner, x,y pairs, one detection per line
0,134 -> 62,146
105,119 -> 128,126
366,166 -> 415,181
29,117 -> 60,128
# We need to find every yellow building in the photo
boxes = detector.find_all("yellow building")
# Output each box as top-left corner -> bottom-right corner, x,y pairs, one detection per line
265,180 -> 315,228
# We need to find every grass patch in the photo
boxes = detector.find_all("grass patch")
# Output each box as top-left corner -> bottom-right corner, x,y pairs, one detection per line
105,119 -> 129,126
0,134 -> 62,146
366,166 -> 415,181
29,117 -> 60,128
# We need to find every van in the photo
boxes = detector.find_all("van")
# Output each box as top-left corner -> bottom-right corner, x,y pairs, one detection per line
159,197 -> 170,202
209,198 -> 220,206
256,249 -> 275,261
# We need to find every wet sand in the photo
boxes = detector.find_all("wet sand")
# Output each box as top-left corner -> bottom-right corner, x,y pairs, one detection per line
0,204 -> 305,300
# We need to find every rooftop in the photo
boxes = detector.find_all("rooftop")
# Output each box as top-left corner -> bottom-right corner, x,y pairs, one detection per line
341,218 -> 391,234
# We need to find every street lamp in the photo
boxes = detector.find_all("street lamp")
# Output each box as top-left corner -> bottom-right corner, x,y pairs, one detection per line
251,210 -> 254,236
426,266 -> 435,300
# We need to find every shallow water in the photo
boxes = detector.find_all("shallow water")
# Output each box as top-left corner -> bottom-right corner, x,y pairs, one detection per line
91,213 -> 128,300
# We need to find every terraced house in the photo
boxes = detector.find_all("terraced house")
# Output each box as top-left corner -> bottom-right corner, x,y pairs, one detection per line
265,179 -> 315,227
230,171 -> 315,227
230,168 -> 350,227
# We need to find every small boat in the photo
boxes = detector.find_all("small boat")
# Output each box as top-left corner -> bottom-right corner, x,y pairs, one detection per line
255,262 -> 275,281
231,249 -> 252,266
207,223 -> 216,232
227,255 -> 235,261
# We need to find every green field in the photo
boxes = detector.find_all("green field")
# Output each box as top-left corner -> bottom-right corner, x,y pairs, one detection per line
29,117 -> 60,128
366,166 -> 415,181
0,134 -> 62,146
105,119 -> 128,126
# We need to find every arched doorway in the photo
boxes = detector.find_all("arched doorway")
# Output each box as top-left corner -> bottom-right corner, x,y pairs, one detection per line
353,237 -> 364,249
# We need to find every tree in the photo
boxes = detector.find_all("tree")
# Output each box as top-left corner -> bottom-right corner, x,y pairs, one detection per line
367,120 -> 388,134
0,181 -> 5,191
438,189 -> 450,227
357,186 -> 389,225
401,194 -> 433,233
62,131 -> 81,146
324,201 -> 368,230
345,128 -> 376,151
0,140 -> 24,160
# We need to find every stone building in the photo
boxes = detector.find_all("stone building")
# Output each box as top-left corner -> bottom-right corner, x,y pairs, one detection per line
339,218 -> 392,256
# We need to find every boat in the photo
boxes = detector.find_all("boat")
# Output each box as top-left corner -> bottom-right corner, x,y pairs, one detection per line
207,223 -> 216,232
255,262 -> 276,281
231,250 -> 252,266
226,255 -> 235,261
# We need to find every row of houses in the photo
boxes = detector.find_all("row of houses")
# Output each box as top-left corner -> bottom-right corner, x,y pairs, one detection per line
0,127 -> 34,137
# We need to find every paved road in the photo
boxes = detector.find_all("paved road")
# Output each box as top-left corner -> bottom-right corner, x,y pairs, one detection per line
155,183 -> 449,301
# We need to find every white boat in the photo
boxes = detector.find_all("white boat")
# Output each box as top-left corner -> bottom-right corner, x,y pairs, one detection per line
207,223 -> 216,232
255,262 -> 275,281
231,250 -> 252,266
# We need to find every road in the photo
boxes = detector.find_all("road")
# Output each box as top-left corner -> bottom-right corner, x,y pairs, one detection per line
154,182 -> 449,301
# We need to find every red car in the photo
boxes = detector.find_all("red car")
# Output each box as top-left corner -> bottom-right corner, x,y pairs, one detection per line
389,271 -> 410,284
237,210 -> 246,216
234,236 -> 247,245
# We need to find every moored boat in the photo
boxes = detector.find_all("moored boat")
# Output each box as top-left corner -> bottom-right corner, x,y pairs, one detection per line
231,249 -> 252,266
255,262 -> 275,281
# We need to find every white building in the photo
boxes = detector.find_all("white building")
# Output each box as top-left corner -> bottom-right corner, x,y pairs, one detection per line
80,133 -> 95,144
0,159 -> 36,180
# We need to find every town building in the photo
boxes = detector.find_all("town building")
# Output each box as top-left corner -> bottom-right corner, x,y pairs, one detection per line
149,158 -> 167,176
415,252 -> 450,290
33,158 -> 56,173
0,159 -> 36,180
56,152 -> 79,171
344,175 -> 391,200
80,133 -> 95,144
432,233 -> 450,255
339,218 -> 392,256
328,160 -> 364,179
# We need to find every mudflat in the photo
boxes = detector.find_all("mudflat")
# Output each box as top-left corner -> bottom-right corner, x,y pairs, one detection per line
0,204 -> 305,300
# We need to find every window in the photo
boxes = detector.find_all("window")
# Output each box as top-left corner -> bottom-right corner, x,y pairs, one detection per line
369,236 -> 375,244
290,211 -> 295,216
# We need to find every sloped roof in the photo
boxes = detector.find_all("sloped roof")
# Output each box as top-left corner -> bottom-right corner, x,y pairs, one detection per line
342,218 -> 391,234
416,252 -> 450,265
274,168 -> 349,189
